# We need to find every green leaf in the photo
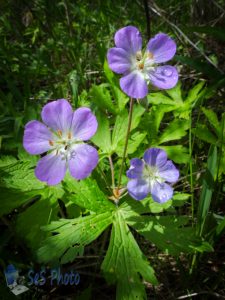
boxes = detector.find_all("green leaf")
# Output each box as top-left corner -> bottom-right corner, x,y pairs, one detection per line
158,119 -> 189,144
165,82 -> 183,103
103,60 -> 129,112
197,145 -> 217,236
112,105 -> 145,153
64,177 -> 115,213
0,160 -> 44,191
128,215 -> 212,256
148,92 -> 177,106
116,132 -> 146,156
160,145 -> 190,164
188,26 -> 225,42
37,211 -> 113,263
91,110 -> 112,154
16,197 -> 59,249
172,193 -> 191,206
202,107 -> 221,137
101,210 -> 158,300
193,124 -> 217,144
89,84 -> 117,114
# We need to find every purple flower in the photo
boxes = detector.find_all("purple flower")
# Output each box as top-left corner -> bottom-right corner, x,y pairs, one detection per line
107,26 -> 178,99
23,99 -> 98,185
126,148 -> 179,202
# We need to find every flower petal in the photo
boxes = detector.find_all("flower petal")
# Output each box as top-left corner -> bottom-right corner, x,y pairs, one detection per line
41,99 -> 73,132
114,26 -> 142,54
144,148 -> 167,168
68,144 -> 98,180
149,66 -> 178,90
107,47 -> 132,74
23,120 -> 53,155
158,160 -> 179,183
71,107 -> 98,141
127,178 -> 150,200
126,158 -> 144,179
151,181 -> 173,203
35,153 -> 67,185
120,71 -> 148,99
147,33 -> 176,63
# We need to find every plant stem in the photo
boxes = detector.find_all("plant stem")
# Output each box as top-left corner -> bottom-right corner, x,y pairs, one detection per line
108,155 -> 115,189
117,98 -> 134,189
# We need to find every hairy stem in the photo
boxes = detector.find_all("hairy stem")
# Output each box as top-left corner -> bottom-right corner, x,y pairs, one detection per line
117,98 -> 134,189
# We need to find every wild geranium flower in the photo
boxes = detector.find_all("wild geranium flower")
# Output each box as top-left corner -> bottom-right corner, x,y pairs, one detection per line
107,26 -> 178,99
23,99 -> 98,185
126,148 -> 179,202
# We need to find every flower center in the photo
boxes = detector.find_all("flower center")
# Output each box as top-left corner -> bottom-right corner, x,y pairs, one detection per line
142,164 -> 164,187
48,130 -> 82,161
135,51 -> 155,72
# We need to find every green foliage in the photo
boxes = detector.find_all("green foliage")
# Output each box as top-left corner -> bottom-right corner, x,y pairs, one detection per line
102,210 -> 158,300
197,145 -> 217,237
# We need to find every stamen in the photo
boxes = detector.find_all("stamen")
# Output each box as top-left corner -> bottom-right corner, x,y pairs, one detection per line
138,63 -> 144,70
57,129 -> 62,137
68,132 -> 72,139
136,51 -> 142,61
148,52 -> 154,59
49,140 -> 54,146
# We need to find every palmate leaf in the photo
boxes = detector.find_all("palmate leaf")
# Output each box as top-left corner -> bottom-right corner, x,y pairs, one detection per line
126,215 -> 213,256
101,210 -> 158,300
37,211 -> 113,264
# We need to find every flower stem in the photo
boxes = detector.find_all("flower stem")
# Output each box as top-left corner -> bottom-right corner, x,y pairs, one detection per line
117,97 -> 134,190
108,155 -> 115,189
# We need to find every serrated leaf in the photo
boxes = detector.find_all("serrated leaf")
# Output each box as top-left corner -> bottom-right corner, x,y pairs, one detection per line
165,82 -> 183,103
202,107 -> 221,137
89,84 -> 117,114
64,177 -> 115,213
0,160 -> 44,191
185,81 -> 206,105
193,124 -> 217,144
158,119 -> 189,144
101,210 -> 158,300
37,211 -> 113,263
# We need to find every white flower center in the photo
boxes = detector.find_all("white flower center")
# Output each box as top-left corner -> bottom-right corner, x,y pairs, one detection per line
48,130 -> 82,161
142,164 -> 164,187
132,50 -> 156,81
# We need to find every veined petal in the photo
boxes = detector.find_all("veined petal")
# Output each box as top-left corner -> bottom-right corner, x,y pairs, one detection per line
149,65 -> 178,90
114,26 -> 142,54
120,71 -> 148,99
107,47 -> 132,74
144,148 -> 167,168
126,158 -> 144,179
23,120 -> 53,155
127,178 -> 150,201
41,99 -> 73,132
68,144 -> 98,180
35,153 -> 67,185
147,33 -> 176,63
71,107 -> 98,141
151,181 -> 173,203
158,160 -> 179,183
